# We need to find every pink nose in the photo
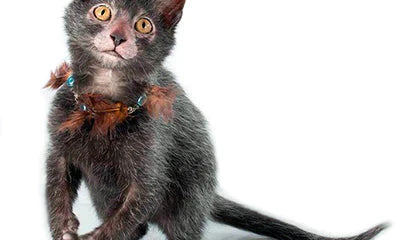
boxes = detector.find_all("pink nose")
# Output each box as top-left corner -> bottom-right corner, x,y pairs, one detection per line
110,33 -> 127,47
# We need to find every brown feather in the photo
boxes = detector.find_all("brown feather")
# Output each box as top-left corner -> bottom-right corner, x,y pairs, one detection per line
56,82 -> 177,135
58,111 -> 91,133
146,85 -> 178,121
58,94 -> 130,135
44,62 -> 72,89
91,103 -> 128,136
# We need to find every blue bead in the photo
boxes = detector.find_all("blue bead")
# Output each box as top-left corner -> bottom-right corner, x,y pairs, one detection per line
80,104 -> 88,111
66,75 -> 75,88
137,95 -> 147,107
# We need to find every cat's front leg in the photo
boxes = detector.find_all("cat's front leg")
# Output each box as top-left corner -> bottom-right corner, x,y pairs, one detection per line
79,223 -> 148,240
60,214 -> 80,240
79,183 -> 161,240
46,151 -> 82,240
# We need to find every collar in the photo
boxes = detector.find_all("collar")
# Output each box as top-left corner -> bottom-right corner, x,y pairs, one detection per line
65,74 -> 148,116
45,62 -> 178,136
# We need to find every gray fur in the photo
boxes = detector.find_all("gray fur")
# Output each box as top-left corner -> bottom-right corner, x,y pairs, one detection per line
45,1 -> 387,240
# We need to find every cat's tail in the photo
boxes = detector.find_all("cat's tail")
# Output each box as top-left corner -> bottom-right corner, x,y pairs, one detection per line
211,195 -> 387,240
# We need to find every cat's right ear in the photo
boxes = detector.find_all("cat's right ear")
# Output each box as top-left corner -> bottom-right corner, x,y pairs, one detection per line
156,0 -> 186,29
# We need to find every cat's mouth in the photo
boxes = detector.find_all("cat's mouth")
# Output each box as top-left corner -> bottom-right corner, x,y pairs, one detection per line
102,50 -> 124,59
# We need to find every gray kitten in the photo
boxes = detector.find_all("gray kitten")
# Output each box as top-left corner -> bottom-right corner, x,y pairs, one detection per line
45,0 -> 387,240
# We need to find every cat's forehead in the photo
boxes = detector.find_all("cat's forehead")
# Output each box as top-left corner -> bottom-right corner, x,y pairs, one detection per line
89,0 -> 153,12
70,0 -> 152,17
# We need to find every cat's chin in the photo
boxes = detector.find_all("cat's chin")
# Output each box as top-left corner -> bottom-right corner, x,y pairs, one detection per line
94,51 -> 127,69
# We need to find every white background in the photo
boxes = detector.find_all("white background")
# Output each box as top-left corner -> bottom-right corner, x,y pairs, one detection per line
0,0 -> 398,239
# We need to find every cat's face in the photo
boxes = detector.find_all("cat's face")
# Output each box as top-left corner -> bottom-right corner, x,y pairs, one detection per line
65,0 -> 185,71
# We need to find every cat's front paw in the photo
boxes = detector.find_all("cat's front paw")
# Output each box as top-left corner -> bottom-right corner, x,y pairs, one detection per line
79,227 -> 108,240
60,214 -> 80,240
65,214 -> 80,233
67,215 -> 80,232
79,233 -> 95,240
62,232 -> 79,240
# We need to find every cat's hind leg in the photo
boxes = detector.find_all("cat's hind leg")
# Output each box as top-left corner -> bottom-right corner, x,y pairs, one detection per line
156,211 -> 207,240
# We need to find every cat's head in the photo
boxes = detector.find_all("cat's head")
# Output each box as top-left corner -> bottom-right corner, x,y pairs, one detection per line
65,0 -> 185,71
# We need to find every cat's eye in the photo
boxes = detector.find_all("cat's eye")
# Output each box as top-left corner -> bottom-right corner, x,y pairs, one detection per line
94,5 -> 112,21
135,18 -> 153,34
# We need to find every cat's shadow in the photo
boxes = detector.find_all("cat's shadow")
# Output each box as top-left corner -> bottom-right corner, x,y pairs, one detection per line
75,185 -> 270,240
142,222 -> 270,240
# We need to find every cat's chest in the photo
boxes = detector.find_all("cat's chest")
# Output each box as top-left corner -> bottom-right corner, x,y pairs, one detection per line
66,136 -> 127,185
62,120 -> 152,180
83,69 -> 126,97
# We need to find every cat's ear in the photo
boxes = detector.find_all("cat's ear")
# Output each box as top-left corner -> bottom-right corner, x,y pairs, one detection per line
156,0 -> 186,28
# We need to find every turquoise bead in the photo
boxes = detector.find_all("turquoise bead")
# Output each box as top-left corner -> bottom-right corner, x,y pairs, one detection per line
66,75 -> 75,88
137,95 -> 147,107
80,104 -> 88,111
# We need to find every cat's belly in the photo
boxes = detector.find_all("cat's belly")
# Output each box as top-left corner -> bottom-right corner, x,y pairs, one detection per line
84,175 -> 125,220
79,156 -> 131,220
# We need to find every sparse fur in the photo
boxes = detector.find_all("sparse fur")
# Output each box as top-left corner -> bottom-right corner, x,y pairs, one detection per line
45,1 -> 387,240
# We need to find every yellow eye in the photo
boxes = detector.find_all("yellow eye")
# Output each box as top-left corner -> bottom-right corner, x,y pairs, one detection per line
94,5 -> 111,21
135,18 -> 153,34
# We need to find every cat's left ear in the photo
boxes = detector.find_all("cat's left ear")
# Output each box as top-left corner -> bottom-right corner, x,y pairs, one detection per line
156,0 -> 186,28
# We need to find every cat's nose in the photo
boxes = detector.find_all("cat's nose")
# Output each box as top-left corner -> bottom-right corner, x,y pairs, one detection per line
110,33 -> 127,47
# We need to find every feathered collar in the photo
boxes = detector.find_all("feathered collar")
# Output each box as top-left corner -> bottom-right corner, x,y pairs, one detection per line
45,63 -> 177,135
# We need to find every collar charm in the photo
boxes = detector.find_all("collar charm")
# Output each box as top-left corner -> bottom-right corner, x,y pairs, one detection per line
66,75 -> 76,88
45,62 -> 178,135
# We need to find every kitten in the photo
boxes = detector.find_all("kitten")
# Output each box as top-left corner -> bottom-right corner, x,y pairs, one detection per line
46,0 -> 387,240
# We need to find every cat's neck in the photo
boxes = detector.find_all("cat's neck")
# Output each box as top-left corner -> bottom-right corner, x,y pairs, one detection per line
84,67 -> 126,98
72,65 -> 151,104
